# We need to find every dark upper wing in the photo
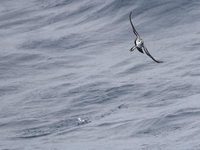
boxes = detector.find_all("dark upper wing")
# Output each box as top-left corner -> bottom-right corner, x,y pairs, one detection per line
143,46 -> 163,63
129,11 -> 140,37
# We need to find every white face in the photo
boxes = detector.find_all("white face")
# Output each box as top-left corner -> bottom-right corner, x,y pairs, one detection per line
136,38 -> 144,48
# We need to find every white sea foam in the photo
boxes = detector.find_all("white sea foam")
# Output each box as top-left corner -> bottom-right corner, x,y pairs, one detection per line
0,0 -> 200,149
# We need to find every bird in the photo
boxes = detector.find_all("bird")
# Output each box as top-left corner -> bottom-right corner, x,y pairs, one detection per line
129,11 -> 163,63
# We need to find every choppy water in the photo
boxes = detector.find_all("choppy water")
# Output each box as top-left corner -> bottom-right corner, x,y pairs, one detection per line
1,0 -> 200,149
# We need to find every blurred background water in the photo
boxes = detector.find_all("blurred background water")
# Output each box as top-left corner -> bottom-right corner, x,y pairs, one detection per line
1,0 -> 200,149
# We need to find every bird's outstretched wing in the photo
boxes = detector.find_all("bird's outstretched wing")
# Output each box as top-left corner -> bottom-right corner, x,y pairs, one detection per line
129,11 -> 140,38
143,46 -> 163,63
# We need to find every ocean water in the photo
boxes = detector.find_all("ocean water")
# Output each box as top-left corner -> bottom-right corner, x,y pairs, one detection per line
1,0 -> 200,149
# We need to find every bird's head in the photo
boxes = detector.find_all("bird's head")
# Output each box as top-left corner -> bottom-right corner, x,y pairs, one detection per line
135,38 -> 144,48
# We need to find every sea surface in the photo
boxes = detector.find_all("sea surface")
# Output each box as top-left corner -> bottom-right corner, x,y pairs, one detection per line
1,0 -> 200,150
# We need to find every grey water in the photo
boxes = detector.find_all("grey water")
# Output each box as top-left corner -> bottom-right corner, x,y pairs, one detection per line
1,0 -> 200,149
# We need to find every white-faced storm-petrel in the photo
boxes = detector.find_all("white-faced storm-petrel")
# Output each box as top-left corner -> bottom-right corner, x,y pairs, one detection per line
129,11 -> 163,63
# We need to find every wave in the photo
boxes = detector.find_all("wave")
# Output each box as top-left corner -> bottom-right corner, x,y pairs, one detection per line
1,0 -> 200,149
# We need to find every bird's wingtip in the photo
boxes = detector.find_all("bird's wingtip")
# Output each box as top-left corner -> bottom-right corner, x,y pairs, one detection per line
129,11 -> 132,17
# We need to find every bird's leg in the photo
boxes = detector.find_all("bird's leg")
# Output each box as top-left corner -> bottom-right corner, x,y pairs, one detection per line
130,46 -> 137,52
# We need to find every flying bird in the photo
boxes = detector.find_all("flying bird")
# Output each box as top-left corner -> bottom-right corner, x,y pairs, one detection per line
129,11 -> 163,63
